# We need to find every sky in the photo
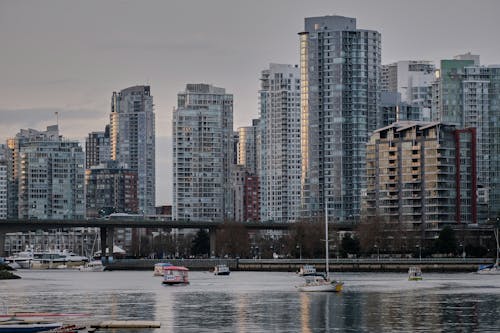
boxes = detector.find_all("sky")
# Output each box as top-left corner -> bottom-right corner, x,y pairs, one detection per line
1,0 -> 500,205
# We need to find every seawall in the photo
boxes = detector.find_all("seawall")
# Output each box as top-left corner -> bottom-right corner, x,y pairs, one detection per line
105,258 -> 493,273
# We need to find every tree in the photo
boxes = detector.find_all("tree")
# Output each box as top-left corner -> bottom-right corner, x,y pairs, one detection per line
433,226 -> 458,255
191,229 -> 210,257
216,221 -> 249,258
340,234 -> 360,258
285,218 -> 324,259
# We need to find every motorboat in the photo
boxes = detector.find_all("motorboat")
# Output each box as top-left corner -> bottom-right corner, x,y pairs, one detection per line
153,262 -> 172,276
162,266 -> 189,285
297,265 -> 316,276
213,264 -> 230,276
408,266 -> 423,281
297,199 -> 343,293
79,260 -> 105,272
0,317 -> 62,333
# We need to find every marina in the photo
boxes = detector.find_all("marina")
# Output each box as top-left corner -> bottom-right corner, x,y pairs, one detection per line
1,270 -> 500,332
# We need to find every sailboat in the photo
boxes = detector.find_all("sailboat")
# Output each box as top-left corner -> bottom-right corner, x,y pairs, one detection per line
297,200 -> 344,292
477,223 -> 500,274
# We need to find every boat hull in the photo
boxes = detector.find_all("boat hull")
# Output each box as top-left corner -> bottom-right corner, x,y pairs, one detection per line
0,322 -> 62,333
298,281 -> 343,293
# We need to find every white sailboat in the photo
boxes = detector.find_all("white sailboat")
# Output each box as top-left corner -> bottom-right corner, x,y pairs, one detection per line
297,200 -> 344,292
477,224 -> 500,275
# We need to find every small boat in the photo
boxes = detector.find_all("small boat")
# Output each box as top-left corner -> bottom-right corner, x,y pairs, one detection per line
79,260 -> 105,272
298,199 -> 343,293
477,224 -> 500,275
297,265 -> 316,276
213,264 -> 230,276
408,266 -> 423,281
162,266 -> 189,285
0,318 -> 62,333
153,262 -> 172,276
477,262 -> 500,275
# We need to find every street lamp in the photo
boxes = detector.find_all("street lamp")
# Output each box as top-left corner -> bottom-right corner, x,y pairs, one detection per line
374,244 -> 379,261
296,244 -> 302,260
416,244 -> 421,261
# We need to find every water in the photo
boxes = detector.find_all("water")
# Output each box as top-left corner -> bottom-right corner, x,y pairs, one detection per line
1,270 -> 499,332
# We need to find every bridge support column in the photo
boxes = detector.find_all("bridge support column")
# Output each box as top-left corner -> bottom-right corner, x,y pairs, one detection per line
0,230 -> 5,257
209,228 -> 216,257
107,227 -> 114,262
100,227 -> 107,262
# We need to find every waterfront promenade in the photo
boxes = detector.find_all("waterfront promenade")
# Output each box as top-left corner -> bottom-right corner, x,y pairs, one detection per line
106,257 -> 492,272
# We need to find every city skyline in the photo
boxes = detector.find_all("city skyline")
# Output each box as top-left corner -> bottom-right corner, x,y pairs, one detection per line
2,0 -> 500,205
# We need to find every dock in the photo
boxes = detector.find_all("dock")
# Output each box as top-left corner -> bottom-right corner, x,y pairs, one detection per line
91,320 -> 161,328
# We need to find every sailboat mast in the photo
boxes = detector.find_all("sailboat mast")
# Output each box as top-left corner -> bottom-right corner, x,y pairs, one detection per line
325,198 -> 329,280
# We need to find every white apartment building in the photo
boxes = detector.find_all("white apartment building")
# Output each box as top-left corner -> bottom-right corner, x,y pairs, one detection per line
6,125 -> 85,219
173,84 -> 234,222
381,60 -> 435,107
259,63 -> 301,223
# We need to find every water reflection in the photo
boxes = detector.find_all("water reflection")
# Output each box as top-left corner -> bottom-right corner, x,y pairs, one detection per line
1,271 -> 499,332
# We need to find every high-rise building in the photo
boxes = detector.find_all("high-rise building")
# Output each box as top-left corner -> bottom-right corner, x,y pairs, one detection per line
110,86 -> 155,215
85,125 -> 111,168
381,61 -> 435,107
431,57 -> 500,221
173,84 -> 234,222
365,122 -> 476,239
259,63 -> 301,223
0,147 -> 6,219
6,125 -> 85,219
299,15 -> 381,221
379,92 -> 423,128
237,119 -> 260,175
85,160 -> 138,218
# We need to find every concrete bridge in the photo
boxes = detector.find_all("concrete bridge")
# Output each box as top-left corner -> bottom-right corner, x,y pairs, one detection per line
0,219 -> 356,258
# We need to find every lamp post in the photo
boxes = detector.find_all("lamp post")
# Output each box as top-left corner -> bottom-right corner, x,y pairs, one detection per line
374,244 -> 379,261
416,244 -> 421,261
296,244 -> 302,260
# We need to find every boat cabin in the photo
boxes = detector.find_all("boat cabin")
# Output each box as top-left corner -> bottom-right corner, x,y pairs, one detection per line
162,266 -> 189,285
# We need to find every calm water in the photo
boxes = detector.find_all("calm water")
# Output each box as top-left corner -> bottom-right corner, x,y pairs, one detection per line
1,270 -> 499,332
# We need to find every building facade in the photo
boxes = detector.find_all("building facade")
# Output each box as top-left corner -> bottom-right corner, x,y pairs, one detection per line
173,84 -> 234,222
365,122 -> 476,239
6,125 -> 85,220
381,60 -> 435,107
431,58 -> 500,221
0,157 -> 6,220
85,125 -> 111,168
237,119 -> 260,175
299,15 -> 381,221
110,85 -> 155,215
259,63 -> 301,223
85,161 -> 138,218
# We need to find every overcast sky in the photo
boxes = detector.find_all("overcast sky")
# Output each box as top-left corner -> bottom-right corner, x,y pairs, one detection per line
1,0 -> 499,205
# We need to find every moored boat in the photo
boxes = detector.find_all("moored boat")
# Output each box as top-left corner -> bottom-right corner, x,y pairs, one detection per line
477,223 -> 500,275
162,266 -> 189,285
297,199 -> 343,293
153,262 -> 172,276
79,260 -> 105,272
408,266 -> 423,281
297,265 -> 316,276
0,318 -> 62,333
213,264 -> 230,276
